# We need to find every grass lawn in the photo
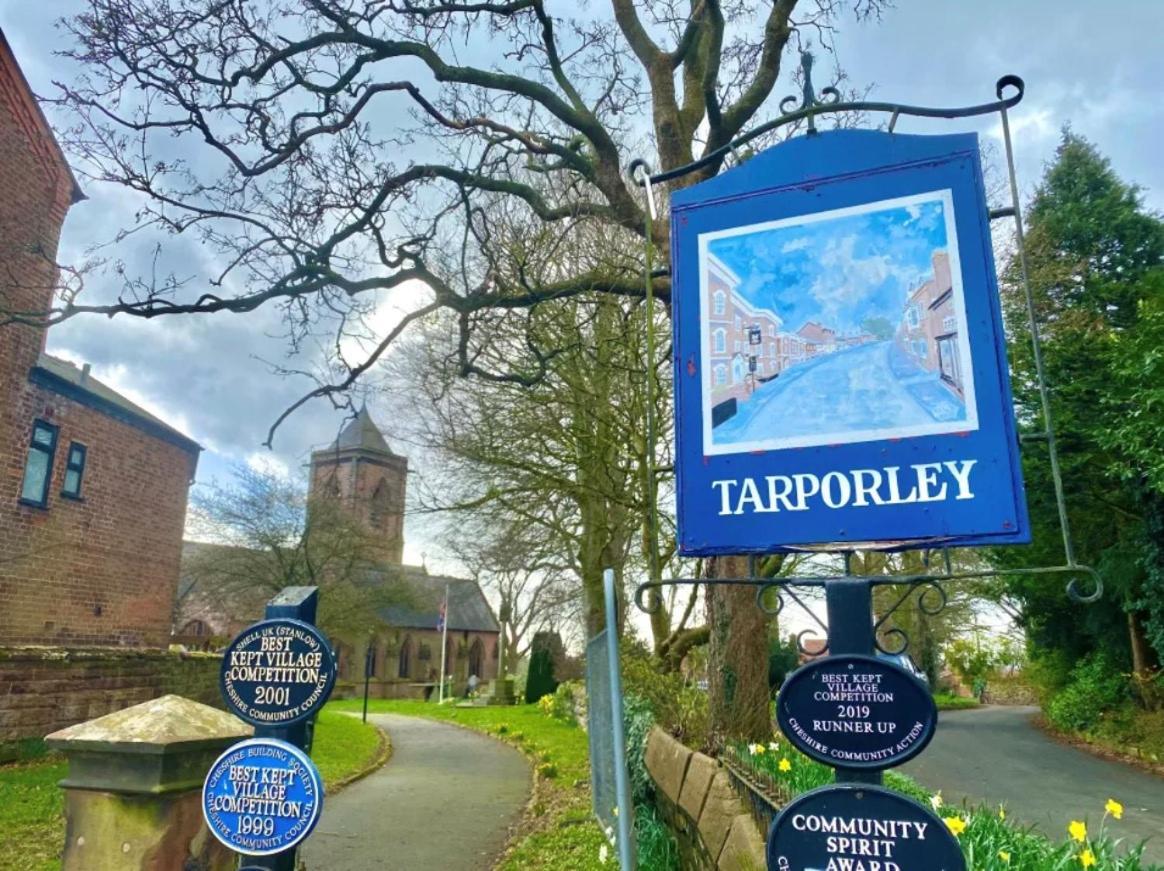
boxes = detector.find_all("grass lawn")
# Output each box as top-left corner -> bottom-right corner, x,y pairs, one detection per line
934,692 -> 981,711
328,698 -> 609,870
0,709 -> 385,871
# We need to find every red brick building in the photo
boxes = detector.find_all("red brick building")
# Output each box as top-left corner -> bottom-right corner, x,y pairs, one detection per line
0,31 -> 200,648
896,251 -> 965,395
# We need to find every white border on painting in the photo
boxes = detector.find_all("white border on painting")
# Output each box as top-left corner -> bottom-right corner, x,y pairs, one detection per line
698,189 -> 980,456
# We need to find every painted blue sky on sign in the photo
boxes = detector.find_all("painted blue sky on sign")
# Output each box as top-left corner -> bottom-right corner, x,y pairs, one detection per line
708,197 -> 947,335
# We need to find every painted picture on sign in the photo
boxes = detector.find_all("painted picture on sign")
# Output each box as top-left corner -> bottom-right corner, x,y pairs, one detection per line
699,189 -> 978,455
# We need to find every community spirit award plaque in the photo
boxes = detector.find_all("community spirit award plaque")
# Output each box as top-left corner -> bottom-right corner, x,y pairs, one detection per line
767,784 -> 965,871
220,618 -> 337,727
202,737 -> 324,856
777,655 -> 937,770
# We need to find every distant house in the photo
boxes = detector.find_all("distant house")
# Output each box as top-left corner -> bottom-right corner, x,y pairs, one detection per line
896,252 -> 964,395
797,321 -> 838,357
0,31 -> 200,648
175,408 -> 500,698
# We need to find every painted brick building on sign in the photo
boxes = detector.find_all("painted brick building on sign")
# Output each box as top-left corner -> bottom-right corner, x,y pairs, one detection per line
896,251 -> 966,395
0,30 -> 201,650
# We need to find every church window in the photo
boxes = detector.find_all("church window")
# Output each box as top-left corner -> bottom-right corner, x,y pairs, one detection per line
398,635 -> 412,678
61,443 -> 87,499
20,420 -> 58,508
370,479 -> 391,528
418,643 -> 432,661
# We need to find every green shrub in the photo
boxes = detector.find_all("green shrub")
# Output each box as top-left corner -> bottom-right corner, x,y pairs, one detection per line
1046,653 -> 1129,733
542,681 -> 579,724
525,643 -> 558,704
620,641 -> 709,748
768,635 -> 800,691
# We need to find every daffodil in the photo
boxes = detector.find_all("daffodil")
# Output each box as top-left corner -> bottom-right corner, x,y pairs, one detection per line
599,844 -> 609,865
768,741 -> 780,753
998,805 -> 1006,821
748,742 -> 765,755
943,817 -> 967,836
1068,820 -> 1088,843
998,850 -> 1011,863
1105,798 -> 1124,820
930,791 -> 943,811
1080,848 -> 1096,868
778,757 -> 792,773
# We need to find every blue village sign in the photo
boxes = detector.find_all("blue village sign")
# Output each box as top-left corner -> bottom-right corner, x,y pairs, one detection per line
202,737 -> 324,856
671,128 -> 1030,553
220,618 -> 337,727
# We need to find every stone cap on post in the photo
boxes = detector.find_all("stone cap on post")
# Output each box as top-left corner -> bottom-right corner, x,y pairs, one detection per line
46,694 -> 252,795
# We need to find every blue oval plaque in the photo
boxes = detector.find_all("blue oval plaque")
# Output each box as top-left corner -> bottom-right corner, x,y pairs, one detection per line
220,618 -> 336,726
768,784 -> 965,871
777,654 -> 936,769
202,737 -> 324,856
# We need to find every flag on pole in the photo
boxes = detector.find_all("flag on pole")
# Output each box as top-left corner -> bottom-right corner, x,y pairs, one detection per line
436,594 -> 447,633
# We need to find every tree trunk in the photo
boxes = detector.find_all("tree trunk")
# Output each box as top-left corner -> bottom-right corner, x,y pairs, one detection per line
706,555 -> 770,753
1129,609 -> 1159,676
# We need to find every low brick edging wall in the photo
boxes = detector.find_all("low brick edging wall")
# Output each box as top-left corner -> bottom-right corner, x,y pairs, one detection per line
0,645 -> 222,744
644,727 -> 767,871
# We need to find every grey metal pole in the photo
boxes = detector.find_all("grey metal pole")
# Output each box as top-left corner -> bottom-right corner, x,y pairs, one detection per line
603,568 -> 636,870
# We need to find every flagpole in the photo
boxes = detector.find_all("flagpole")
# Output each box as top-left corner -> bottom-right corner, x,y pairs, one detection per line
438,583 -> 449,704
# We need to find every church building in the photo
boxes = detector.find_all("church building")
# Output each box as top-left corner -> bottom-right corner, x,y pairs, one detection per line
176,407 -> 500,698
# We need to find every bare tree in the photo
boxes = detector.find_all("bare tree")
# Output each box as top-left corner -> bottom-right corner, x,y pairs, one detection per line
183,464 -> 412,639
12,0 -> 886,742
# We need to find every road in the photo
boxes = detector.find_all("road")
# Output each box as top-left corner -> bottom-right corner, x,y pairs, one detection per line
713,340 -> 968,447
902,706 -> 1164,863
301,713 -> 530,870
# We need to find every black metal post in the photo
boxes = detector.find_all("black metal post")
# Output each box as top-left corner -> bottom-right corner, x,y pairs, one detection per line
242,586 -> 321,871
824,577 -> 882,786
363,643 -> 375,724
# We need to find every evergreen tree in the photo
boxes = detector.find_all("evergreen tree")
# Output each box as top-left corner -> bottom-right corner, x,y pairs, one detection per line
993,131 -> 1164,688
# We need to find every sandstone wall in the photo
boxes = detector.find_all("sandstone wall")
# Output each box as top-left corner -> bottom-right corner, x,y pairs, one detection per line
0,646 -> 222,745
644,727 -> 767,871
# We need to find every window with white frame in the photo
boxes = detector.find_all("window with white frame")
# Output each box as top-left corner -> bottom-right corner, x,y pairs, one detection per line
906,304 -> 920,329
713,329 -> 726,353
714,365 -> 727,385
942,315 -> 956,332
713,290 -> 726,315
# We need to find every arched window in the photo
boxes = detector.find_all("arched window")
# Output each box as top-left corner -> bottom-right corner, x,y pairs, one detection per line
468,637 -> 484,678
714,365 -> 727,386
370,479 -> 390,528
398,635 -> 412,679
713,290 -> 727,315
713,329 -> 726,354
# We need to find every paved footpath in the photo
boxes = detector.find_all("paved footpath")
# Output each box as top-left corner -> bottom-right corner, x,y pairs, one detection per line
903,706 -> 1164,863
302,713 -> 530,871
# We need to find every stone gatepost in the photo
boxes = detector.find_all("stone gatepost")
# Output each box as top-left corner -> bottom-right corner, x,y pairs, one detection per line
45,694 -> 251,871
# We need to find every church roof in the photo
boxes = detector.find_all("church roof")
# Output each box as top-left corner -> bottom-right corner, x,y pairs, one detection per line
328,405 -> 394,455
372,566 -> 500,634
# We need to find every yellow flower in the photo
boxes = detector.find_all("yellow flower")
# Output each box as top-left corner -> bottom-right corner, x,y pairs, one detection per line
998,805 -> 1006,821
1080,848 -> 1097,868
749,743 -> 765,755
944,817 -> 967,836
778,757 -> 792,773
999,850 -> 1011,863
1105,798 -> 1124,820
1068,820 -> 1088,843
930,791 -> 943,811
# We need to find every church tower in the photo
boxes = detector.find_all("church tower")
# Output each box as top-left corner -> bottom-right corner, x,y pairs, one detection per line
309,406 -> 407,565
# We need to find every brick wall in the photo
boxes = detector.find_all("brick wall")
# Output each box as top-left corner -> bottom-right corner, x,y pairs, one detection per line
0,390 -> 196,646
0,646 -> 222,743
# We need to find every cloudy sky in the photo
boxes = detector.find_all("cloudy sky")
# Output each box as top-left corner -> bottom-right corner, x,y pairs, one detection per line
1,1 -> 1161,575
709,194 -> 948,334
